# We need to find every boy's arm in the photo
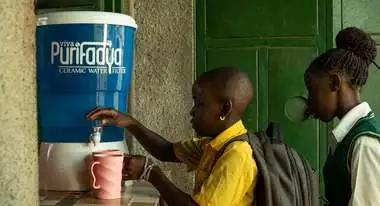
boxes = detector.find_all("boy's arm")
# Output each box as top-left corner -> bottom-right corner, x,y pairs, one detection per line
126,119 -> 179,162
149,166 -> 199,206
127,120 -> 208,165
87,107 -> 179,162
123,155 -> 199,206
172,137 -> 209,171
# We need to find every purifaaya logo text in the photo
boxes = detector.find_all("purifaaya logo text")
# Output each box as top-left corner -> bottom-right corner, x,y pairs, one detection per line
51,41 -> 126,74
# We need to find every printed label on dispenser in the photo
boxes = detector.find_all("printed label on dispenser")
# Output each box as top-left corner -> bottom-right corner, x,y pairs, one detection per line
50,40 -> 126,74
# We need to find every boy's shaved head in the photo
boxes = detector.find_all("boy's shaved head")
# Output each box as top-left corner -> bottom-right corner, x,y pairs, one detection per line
190,66 -> 253,137
195,67 -> 253,118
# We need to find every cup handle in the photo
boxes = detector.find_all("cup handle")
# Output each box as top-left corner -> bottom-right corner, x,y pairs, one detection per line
90,161 -> 101,189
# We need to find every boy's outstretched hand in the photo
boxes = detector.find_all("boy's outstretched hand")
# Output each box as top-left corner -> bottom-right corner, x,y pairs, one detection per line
86,107 -> 135,128
122,154 -> 147,181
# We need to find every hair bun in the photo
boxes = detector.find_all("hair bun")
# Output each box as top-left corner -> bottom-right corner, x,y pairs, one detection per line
335,27 -> 377,62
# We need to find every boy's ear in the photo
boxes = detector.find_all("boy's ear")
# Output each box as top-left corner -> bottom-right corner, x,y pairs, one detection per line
220,98 -> 233,118
329,73 -> 341,92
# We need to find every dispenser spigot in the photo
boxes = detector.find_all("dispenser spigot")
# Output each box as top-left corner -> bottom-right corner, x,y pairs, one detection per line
90,122 -> 103,146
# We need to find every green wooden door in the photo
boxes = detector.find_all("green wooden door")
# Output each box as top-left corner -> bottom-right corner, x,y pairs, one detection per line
196,0 -> 331,190
333,0 -> 380,121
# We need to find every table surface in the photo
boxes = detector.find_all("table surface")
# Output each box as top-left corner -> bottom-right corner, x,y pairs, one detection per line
39,182 -> 162,206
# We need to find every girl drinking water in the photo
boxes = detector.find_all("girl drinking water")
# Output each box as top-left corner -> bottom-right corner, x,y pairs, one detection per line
305,27 -> 380,206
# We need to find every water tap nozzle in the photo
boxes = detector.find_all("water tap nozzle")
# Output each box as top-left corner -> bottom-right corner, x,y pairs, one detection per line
90,122 -> 103,146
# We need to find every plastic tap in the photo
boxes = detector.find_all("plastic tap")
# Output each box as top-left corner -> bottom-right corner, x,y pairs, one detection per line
90,120 -> 103,146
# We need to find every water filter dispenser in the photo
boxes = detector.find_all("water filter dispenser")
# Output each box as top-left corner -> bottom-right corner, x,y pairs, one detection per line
36,11 -> 137,191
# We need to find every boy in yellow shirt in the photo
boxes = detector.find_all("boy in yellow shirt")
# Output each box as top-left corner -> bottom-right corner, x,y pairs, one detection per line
87,67 -> 257,206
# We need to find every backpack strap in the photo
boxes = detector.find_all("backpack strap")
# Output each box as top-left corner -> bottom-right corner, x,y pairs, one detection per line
214,124 -> 280,164
213,134 -> 249,167
265,122 -> 283,142
215,121 -> 282,159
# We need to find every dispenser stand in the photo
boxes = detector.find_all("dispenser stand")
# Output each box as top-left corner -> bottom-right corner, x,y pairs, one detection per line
39,141 -> 128,191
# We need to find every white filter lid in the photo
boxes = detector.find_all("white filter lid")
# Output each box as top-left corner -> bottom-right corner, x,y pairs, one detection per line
37,11 -> 137,29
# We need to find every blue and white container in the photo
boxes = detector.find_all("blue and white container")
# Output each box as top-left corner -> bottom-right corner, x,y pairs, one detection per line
36,11 -> 137,191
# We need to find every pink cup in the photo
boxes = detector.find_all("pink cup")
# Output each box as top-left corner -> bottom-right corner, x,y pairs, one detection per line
90,153 -> 123,199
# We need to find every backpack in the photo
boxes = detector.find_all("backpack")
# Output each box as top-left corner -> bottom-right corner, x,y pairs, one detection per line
216,122 -> 320,206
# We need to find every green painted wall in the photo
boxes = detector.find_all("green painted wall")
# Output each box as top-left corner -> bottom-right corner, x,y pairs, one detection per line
333,0 -> 380,122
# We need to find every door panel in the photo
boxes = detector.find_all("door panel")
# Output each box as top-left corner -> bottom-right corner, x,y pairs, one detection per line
267,47 -> 320,168
205,0 -> 318,38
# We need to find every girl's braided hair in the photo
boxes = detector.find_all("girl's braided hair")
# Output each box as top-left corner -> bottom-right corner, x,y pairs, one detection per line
306,27 -> 377,88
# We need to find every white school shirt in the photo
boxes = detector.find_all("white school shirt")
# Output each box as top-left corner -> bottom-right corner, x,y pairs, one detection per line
330,102 -> 380,206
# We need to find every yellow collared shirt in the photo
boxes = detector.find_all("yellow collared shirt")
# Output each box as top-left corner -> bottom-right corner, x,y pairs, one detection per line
173,120 -> 257,206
